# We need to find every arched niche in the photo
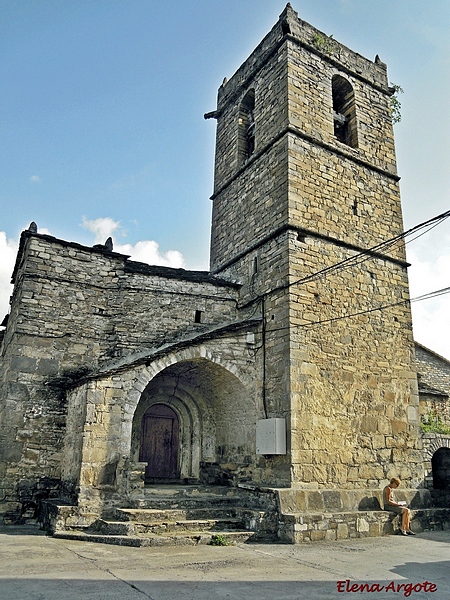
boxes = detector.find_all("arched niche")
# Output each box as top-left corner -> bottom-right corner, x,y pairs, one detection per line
332,75 -> 358,148
238,89 -> 256,164
130,358 -> 254,482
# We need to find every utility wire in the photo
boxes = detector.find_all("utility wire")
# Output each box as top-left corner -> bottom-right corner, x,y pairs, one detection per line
233,210 -> 450,345
261,285 -> 450,334
284,209 -> 450,291
234,285 -> 450,350
238,209 -> 450,311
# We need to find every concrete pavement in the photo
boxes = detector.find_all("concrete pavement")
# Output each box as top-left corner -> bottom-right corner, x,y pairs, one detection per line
0,525 -> 449,599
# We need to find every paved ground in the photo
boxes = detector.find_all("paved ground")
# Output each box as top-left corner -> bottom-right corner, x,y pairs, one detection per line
0,526 -> 449,600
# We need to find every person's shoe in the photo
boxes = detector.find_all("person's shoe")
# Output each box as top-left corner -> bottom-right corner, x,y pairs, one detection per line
406,530 -> 416,535
400,530 -> 408,536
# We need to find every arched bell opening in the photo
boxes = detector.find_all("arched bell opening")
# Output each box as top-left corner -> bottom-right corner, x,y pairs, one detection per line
332,74 -> 358,148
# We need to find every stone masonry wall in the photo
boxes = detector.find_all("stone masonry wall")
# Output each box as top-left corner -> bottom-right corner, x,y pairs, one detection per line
213,11 -> 289,190
287,136 -> 405,263
210,44 -> 289,271
62,332 -> 266,515
282,14 -> 419,487
286,36 -> 396,175
288,234 -> 421,488
0,232 -> 240,521
209,4 -> 420,490
415,344 -> 450,423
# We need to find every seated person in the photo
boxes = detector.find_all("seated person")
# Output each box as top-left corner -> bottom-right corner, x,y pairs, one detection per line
383,477 -> 415,536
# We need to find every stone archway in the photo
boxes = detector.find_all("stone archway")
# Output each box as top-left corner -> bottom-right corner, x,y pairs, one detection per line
131,357 -> 255,483
421,434 -> 450,490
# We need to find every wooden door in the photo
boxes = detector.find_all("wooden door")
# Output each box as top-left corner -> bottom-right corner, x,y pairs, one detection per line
140,404 -> 180,481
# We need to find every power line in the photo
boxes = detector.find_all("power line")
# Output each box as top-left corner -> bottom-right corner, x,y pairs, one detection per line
238,209 -> 450,311
285,209 -> 450,291
411,286 -> 450,304
234,285 -> 450,349
262,285 -> 450,334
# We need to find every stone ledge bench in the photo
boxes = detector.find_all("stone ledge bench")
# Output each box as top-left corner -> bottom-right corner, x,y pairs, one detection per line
275,488 -> 450,543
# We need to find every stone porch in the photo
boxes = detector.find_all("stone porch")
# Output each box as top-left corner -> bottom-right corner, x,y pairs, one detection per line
38,484 -> 450,546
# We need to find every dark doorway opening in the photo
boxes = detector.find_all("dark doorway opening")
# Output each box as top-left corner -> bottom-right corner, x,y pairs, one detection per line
140,404 -> 180,482
432,447 -> 450,490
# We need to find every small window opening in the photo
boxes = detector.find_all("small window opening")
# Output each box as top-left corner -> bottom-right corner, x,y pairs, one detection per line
194,310 -> 202,324
352,200 -> 358,215
281,20 -> 291,36
297,233 -> 306,243
238,89 -> 256,164
253,256 -> 258,274
332,75 -> 358,148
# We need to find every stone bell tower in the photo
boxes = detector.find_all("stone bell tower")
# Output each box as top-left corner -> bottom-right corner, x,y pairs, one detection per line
207,4 -> 422,489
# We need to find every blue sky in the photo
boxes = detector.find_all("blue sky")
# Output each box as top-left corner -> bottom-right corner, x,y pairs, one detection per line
0,0 -> 449,357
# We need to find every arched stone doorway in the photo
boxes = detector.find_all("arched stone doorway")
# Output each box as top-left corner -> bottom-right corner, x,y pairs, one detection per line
139,404 -> 180,481
131,357 -> 255,484
432,447 -> 450,490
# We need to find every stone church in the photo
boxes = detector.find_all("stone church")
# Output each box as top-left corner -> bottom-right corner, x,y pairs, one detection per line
1,4 -> 449,544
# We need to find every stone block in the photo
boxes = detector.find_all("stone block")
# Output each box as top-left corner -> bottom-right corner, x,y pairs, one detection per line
337,523 -> 349,539
294,490 -> 307,511
37,358 -> 59,376
310,529 -> 326,541
356,518 -> 370,533
10,356 -> 37,373
392,420 -> 407,435
307,491 -> 324,511
2,442 -> 23,462
323,490 -> 342,511
4,382 -> 30,402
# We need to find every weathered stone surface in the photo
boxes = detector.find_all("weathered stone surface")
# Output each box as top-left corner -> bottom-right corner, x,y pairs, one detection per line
0,4 -> 445,536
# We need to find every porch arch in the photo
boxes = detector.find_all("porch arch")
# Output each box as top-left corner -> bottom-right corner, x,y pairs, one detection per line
130,355 -> 255,482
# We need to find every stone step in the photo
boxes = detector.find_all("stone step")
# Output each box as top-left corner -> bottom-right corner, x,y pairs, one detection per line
94,517 -> 244,536
114,507 -> 258,522
52,529 -> 256,547
133,497 -> 246,510
127,484 -> 278,514
142,484 -> 244,497
39,484 -> 280,547
114,506 -> 277,535
134,486 -> 252,510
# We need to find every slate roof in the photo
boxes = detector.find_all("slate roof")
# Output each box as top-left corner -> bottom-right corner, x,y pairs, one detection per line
415,343 -> 450,399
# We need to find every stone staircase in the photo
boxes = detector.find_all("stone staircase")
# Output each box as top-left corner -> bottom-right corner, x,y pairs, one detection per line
40,485 -> 450,546
47,484 -> 280,547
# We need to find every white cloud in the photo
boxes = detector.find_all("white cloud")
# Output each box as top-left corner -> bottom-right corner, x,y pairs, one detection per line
29,175 -> 41,183
81,216 -> 185,268
0,232 -> 18,319
81,216 -> 121,244
115,240 -> 184,268
407,247 -> 450,360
